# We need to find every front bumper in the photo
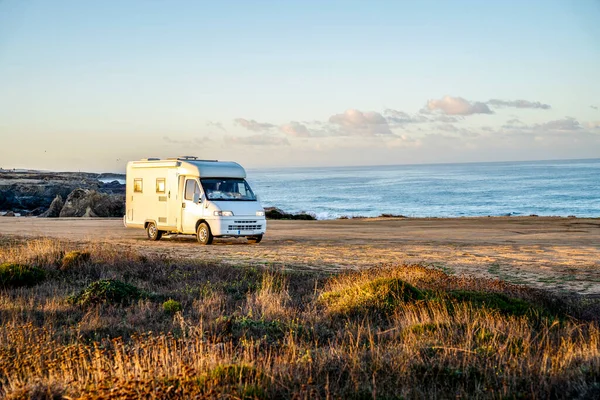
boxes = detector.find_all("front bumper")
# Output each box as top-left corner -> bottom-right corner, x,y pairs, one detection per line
209,217 -> 267,236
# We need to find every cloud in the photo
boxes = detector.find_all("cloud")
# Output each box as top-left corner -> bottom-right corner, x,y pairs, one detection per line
534,117 -> 581,131
224,134 -> 289,146
487,99 -> 551,110
424,95 -> 492,115
233,118 -> 275,132
206,121 -> 226,131
584,121 -> 600,129
591,105 -> 599,111
433,115 -> 460,123
384,109 -> 430,124
328,109 -> 392,135
280,121 -> 311,137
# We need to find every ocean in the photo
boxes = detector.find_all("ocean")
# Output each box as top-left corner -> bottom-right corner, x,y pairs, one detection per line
247,158 -> 600,219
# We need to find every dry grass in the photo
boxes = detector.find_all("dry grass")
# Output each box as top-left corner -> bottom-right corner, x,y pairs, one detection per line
0,237 -> 599,399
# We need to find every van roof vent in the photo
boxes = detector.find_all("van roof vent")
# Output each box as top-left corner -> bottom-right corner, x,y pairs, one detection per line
141,157 -> 161,161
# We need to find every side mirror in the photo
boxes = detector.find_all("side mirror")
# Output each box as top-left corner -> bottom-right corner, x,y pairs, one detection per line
193,193 -> 200,203
201,193 -> 206,203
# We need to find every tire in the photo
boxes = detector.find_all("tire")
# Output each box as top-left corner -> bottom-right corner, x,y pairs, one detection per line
146,222 -> 162,241
247,234 -> 263,244
196,222 -> 213,245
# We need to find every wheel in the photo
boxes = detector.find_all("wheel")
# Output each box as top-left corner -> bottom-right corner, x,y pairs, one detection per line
247,234 -> 263,244
146,222 -> 162,241
196,222 -> 213,245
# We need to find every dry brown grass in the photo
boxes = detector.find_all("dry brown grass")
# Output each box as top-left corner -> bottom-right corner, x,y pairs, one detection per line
0,238 -> 599,399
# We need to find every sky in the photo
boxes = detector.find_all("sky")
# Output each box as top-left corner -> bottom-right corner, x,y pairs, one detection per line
0,0 -> 599,172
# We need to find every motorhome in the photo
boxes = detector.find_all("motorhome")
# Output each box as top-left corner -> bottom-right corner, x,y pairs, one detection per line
124,156 -> 266,244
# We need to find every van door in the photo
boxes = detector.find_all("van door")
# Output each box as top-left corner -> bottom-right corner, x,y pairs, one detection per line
166,169 -> 178,228
181,178 -> 202,234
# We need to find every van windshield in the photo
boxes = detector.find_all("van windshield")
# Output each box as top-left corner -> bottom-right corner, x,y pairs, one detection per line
200,178 -> 257,201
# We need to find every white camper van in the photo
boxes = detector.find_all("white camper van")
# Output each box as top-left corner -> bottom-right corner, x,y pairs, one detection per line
124,156 -> 266,244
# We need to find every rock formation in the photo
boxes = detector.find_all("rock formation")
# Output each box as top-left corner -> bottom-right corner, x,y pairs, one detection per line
40,195 -> 64,218
0,170 -> 125,217
59,189 -> 124,218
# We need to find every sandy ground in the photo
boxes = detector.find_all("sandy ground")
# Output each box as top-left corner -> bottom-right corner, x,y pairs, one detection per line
1,216 -> 599,295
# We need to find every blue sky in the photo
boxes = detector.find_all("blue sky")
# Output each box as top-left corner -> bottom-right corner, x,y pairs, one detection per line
1,0 -> 599,172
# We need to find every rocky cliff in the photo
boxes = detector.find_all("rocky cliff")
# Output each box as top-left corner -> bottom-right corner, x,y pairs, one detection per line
0,169 -> 125,217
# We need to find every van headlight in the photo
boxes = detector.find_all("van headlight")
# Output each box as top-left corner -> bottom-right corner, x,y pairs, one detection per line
256,211 -> 265,217
214,211 -> 234,216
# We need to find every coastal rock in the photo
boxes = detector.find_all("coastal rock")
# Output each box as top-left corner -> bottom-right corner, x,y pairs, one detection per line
264,207 -> 316,220
59,189 -> 124,218
40,195 -> 64,218
101,180 -> 126,194
28,207 -> 47,216
0,170 -> 125,216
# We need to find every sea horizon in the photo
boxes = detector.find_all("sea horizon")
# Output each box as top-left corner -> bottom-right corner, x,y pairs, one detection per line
249,158 -> 600,220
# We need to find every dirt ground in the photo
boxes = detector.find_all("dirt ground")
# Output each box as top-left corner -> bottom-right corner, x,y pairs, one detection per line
1,216 -> 599,295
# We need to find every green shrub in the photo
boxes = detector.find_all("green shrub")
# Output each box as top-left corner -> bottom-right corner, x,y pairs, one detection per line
0,262 -> 46,287
68,279 -> 143,306
163,299 -> 182,314
447,290 -> 543,317
61,250 -> 91,270
320,277 -> 424,317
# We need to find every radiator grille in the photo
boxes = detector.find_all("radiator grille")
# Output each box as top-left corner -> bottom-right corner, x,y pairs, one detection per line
228,224 -> 262,231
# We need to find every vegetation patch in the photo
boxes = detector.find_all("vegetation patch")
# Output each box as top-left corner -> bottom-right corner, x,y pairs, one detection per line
2,241 -> 599,399
68,279 -> 144,306
163,299 -> 182,314
320,277 -> 424,317
215,315 -> 304,342
0,262 -> 46,287
447,290 -> 546,318
61,250 -> 91,270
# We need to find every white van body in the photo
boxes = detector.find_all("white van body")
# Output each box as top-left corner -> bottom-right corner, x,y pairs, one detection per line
124,156 -> 266,244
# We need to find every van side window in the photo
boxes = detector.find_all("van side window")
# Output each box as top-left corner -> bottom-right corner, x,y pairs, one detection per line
184,179 -> 199,200
156,178 -> 166,193
134,178 -> 143,193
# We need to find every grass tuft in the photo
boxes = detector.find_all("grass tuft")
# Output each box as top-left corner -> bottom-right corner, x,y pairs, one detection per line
0,262 -> 46,287
320,277 -> 424,317
446,290 -> 545,318
60,250 -> 90,271
68,279 -> 144,306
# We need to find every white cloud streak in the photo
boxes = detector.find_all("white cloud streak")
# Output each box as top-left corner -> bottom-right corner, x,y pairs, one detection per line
533,117 -> 581,131
425,95 -> 493,115
280,121 -> 311,137
487,99 -> 551,110
328,109 -> 392,136
233,118 -> 275,132
206,121 -> 226,131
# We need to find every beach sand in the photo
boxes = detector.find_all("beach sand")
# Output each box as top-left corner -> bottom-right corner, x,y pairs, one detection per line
1,216 -> 599,295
